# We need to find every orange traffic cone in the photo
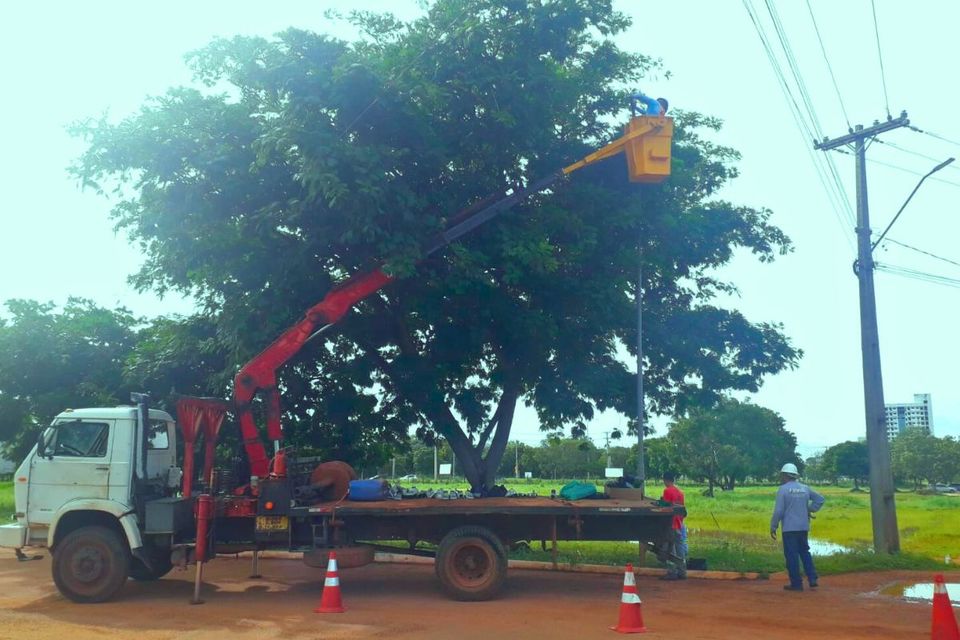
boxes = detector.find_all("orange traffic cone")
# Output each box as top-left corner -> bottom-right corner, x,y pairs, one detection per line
611,563 -> 646,634
314,551 -> 346,613
932,574 -> 959,640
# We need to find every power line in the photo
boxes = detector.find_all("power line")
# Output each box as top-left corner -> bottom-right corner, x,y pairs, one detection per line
869,0 -> 891,118
908,125 -> 960,150
834,149 -> 960,189
742,0 -> 856,249
875,263 -> 960,289
760,0 -> 856,230
876,140 -> 960,171
805,0 -> 851,130
880,238 -> 960,270
764,0 -> 824,137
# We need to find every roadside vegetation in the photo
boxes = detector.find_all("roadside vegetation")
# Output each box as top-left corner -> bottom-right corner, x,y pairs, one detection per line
0,481 -> 13,521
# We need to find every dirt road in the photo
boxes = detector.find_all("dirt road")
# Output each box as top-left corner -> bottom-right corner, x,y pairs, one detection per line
0,554 -> 937,639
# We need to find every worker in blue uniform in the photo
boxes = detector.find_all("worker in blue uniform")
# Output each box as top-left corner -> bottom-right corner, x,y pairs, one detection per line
630,92 -> 668,117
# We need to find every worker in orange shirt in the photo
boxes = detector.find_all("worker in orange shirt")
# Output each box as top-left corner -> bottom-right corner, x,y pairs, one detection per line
660,471 -> 687,580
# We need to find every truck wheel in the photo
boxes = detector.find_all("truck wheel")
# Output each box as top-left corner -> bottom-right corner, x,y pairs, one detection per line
52,525 -> 130,603
435,526 -> 507,601
129,548 -> 173,581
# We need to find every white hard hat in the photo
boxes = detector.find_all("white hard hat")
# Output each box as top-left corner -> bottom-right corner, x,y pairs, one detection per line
780,463 -> 799,476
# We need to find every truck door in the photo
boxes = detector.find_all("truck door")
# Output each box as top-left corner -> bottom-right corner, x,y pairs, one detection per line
27,419 -> 114,526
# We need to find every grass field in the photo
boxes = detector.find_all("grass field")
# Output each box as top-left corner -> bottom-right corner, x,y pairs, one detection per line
1,478 -> 956,575
0,482 -> 12,522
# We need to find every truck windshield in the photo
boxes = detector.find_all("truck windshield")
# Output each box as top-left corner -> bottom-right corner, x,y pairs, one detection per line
52,421 -> 109,458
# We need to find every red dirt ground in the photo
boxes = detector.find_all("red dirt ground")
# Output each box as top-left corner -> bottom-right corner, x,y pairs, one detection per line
0,554 -> 943,639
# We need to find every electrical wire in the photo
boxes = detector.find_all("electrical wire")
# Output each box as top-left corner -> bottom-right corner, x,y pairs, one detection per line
833,148 -> 960,189
876,140 -> 960,172
761,0 -> 856,230
908,125 -> 960,150
805,0 -> 851,130
880,238 -> 960,270
742,0 -> 856,249
764,0 -> 824,137
875,263 -> 960,289
870,0 -> 892,118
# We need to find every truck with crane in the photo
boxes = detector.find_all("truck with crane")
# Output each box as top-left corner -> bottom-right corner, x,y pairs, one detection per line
0,113 -> 680,604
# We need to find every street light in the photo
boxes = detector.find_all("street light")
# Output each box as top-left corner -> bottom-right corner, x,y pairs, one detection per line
872,157 -> 955,251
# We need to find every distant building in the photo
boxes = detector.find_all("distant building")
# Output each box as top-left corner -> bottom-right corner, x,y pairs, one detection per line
885,393 -> 933,439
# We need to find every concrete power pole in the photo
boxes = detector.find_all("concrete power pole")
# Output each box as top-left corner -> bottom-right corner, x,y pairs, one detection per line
636,247 -> 646,497
815,113 -> 908,554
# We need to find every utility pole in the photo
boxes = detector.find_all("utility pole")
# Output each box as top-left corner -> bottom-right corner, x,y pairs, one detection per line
603,432 -> 612,468
433,443 -> 438,481
636,247 -> 646,497
514,443 -> 520,479
815,112 -> 908,554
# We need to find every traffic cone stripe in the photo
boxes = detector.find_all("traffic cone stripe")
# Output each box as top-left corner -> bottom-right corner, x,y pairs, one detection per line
621,592 -> 642,605
623,572 -> 636,587
324,577 -> 340,587
935,582 -> 947,594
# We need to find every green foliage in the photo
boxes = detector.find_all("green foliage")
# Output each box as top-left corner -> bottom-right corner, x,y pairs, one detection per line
70,1 -> 799,491
820,440 -> 869,488
667,398 -> 800,494
891,430 -> 960,488
522,437 -> 605,479
0,299 -> 140,462
0,481 -> 13,520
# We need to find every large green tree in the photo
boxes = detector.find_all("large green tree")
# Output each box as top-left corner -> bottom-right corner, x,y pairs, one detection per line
0,299 -> 139,462
890,430 -> 960,489
668,398 -> 800,494
820,440 -> 869,490
71,1 -> 800,492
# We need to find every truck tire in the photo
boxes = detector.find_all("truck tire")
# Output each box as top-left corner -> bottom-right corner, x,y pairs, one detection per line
129,547 -> 173,581
52,525 -> 130,603
435,525 -> 507,601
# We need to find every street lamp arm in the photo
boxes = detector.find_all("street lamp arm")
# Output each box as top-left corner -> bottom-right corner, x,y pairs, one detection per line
871,157 -> 955,252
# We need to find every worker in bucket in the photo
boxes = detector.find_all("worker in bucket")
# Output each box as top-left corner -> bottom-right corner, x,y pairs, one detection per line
660,470 -> 687,580
770,463 -> 825,591
630,91 -> 668,117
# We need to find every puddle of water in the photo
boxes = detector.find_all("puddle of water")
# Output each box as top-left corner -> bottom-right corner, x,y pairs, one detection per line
881,582 -> 960,604
808,538 -> 853,556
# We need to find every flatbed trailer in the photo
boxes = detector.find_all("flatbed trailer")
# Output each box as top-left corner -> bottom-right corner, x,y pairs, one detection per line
197,492 -> 683,601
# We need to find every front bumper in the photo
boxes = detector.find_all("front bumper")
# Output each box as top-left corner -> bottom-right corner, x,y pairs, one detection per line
0,523 -> 27,548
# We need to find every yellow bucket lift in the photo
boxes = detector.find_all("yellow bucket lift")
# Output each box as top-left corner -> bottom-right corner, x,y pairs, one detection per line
563,115 -> 673,183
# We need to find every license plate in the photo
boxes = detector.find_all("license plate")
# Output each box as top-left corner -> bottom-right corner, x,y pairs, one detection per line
255,515 -> 289,531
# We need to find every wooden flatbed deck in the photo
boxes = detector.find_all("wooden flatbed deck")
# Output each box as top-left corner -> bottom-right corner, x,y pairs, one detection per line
304,496 -> 680,518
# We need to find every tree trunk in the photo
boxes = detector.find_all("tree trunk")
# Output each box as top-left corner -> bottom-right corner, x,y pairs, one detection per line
480,382 -> 520,491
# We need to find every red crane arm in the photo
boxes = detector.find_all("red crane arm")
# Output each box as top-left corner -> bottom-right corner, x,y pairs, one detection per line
233,268 -> 393,477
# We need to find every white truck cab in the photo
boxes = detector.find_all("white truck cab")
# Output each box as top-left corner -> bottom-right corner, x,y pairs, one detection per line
0,400 -> 183,602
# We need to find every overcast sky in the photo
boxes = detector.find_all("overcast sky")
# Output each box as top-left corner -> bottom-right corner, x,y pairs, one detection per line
1,1 -> 958,454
